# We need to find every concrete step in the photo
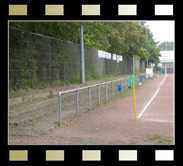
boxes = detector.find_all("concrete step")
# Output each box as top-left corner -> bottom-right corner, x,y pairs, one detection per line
9,98 -> 58,118
9,103 -> 58,126
8,81 -> 134,126
8,81 -> 122,107
8,90 -> 107,126
9,90 -> 60,107
8,92 -> 88,126
9,83 -> 101,107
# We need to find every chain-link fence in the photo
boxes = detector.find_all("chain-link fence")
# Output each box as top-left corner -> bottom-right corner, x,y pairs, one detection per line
9,27 -> 145,91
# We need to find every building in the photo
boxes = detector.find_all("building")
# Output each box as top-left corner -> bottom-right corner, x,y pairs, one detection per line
158,51 -> 174,67
157,51 -> 174,73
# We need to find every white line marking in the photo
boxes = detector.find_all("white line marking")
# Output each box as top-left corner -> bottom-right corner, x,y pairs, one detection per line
137,74 -> 167,118
140,118 -> 173,123
138,74 -> 167,119
160,74 -> 167,85
137,88 -> 160,119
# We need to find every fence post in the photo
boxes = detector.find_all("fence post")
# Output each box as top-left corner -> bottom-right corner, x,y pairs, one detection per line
30,34 -> 33,88
49,45 -> 51,85
105,83 -> 107,102
111,82 -> 114,98
63,55 -> 66,82
121,79 -> 123,93
76,90 -> 79,116
126,78 -> 128,91
124,79 -> 125,91
117,81 -> 119,95
88,87 -> 91,110
59,94 -> 62,125
98,85 -> 100,105
80,23 -> 85,84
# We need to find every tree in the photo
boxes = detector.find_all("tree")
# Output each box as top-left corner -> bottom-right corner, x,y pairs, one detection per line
9,21 -> 162,90
9,21 -> 161,65
158,41 -> 174,51
83,22 -> 111,50
143,28 -> 161,65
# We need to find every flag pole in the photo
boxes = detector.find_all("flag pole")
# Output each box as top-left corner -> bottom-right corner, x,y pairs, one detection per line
132,84 -> 137,120
128,74 -> 137,120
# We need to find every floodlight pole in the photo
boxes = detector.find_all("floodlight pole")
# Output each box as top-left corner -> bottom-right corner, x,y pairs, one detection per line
80,23 -> 85,84
133,53 -> 134,75
146,25 -> 149,68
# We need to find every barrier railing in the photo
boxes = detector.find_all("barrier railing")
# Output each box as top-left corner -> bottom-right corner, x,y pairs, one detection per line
58,74 -> 147,125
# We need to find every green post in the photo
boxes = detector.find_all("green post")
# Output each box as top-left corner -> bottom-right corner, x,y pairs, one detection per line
161,67 -> 162,76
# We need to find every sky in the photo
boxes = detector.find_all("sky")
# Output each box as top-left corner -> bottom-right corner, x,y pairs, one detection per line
144,21 -> 174,61
145,21 -> 174,44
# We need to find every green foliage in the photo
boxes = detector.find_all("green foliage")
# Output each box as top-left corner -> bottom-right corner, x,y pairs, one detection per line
114,64 -> 120,75
135,67 -> 140,75
51,80 -> 65,86
9,22 -> 160,62
34,81 -> 50,89
146,134 -> 172,144
158,41 -> 174,51
134,55 -> 141,60
153,65 -> 158,71
9,44 -> 38,91
107,22 -> 146,56
91,64 -> 99,79
69,73 -> 80,84
83,22 -> 111,51
139,47 -> 149,60
140,25 -> 161,65
9,21 -> 161,90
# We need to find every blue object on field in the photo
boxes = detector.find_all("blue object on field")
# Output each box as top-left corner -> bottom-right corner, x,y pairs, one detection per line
140,77 -> 144,82
118,84 -> 124,90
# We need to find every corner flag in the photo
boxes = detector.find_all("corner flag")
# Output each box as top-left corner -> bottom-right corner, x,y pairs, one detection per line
128,74 -> 135,89
128,74 -> 137,120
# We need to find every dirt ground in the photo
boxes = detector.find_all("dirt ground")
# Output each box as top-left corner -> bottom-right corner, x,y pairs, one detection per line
9,74 -> 174,145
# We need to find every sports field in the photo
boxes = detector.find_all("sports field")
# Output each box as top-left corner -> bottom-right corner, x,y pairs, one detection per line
9,74 -> 174,145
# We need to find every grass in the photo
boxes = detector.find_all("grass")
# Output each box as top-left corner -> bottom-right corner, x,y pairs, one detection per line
129,140 -> 138,145
70,136 -> 103,145
149,134 -> 161,140
40,132 -> 48,137
92,128 -> 101,132
9,74 -> 131,99
54,121 -> 59,125
108,140 -> 128,145
9,91 -> 25,99
69,137 -> 139,145
146,134 -> 172,144
47,94 -> 54,98
85,74 -> 131,86
9,73 -> 146,99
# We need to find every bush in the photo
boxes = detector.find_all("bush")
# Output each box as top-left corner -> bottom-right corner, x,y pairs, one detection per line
91,65 -> 99,79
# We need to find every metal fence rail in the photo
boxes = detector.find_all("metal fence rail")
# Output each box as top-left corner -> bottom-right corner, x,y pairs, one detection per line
58,74 -> 147,125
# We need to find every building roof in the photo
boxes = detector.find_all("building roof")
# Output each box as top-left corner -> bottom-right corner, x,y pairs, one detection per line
161,60 -> 174,63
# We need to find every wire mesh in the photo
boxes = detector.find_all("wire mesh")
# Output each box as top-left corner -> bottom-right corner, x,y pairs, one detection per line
9,27 -> 146,91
